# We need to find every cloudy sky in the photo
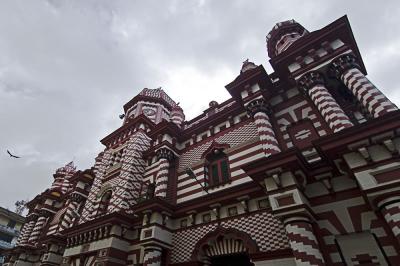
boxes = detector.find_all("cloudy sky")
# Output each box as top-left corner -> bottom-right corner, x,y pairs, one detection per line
1,0 -> 400,211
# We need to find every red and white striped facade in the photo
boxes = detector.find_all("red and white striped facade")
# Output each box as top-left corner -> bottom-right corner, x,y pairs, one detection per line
284,217 -> 324,266
154,148 -> 175,198
298,71 -> 353,133
143,247 -> 163,266
6,15 -> 400,266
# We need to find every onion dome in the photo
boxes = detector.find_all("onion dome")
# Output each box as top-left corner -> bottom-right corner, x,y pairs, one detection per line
266,20 -> 308,58
209,100 -> 218,108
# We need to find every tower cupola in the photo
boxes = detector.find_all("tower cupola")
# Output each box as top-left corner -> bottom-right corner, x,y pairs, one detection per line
266,20 -> 308,58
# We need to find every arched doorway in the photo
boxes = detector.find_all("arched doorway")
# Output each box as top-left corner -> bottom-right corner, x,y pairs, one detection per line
191,227 -> 258,266
211,253 -> 253,266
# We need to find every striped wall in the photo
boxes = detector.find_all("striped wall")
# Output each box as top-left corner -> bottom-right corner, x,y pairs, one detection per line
80,150 -> 112,224
274,98 -> 328,149
313,196 -> 400,265
178,120 -> 259,171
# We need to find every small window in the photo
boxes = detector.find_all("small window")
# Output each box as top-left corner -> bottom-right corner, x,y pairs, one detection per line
258,199 -> 270,209
98,249 -> 107,257
228,207 -> 238,217
143,229 -> 152,238
180,219 -> 188,228
202,213 -> 211,223
98,190 -> 112,216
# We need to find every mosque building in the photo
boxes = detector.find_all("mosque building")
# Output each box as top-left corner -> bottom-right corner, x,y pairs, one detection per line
4,15 -> 400,266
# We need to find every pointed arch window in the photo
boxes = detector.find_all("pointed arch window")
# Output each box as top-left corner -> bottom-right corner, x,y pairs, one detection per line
202,142 -> 231,188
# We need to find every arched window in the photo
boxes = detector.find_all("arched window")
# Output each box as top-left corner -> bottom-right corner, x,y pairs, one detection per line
201,142 -> 231,188
204,149 -> 230,187
98,190 -> 112,216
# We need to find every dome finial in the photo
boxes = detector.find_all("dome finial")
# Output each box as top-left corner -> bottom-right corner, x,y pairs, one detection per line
240,59 -> 257,73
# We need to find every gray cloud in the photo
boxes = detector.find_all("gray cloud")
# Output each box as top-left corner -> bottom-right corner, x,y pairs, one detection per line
1,0 -> 399,210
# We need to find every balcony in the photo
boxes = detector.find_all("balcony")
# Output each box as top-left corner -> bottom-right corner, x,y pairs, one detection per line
0,224 -> 19,237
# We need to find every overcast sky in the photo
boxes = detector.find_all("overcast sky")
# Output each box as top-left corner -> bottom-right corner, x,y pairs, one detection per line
1,0 -> 400,211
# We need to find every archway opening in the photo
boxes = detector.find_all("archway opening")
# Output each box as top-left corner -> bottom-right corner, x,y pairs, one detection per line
192,228 -> 259,266
211,252 -> 253,266
97,190 -> 112,216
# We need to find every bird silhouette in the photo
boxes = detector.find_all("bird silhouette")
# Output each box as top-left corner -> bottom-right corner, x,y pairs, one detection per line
7,150 -> 21,158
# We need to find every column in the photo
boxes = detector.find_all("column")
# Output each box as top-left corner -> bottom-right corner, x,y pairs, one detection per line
16,213 -> 38,246
298,71 -> 353,132
155,148 -> 174,198
378,197 -> 400,244
284,216 -> 325,266
246,99 -> 281,157
330,54 -> 398,118
108,130 -> 151,214
143,246 -> 162,266
59,193 -> 84,231
28,210 -> 50,245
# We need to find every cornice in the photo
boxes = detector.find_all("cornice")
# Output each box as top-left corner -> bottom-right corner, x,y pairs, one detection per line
100,114 -> 155,146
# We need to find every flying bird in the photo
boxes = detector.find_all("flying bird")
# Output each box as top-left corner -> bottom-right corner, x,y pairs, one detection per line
7,150 -> 21,158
